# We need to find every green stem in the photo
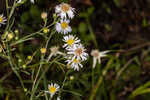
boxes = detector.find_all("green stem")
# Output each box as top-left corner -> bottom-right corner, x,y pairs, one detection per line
92,68 -> 94,88
43,75 -> 49,100
89,58 -> 113,100
6,43 -> 25,89
30,30 -> 56,100
86,18 -> 98,48
4,0 -> 25,89
5,0 -> 16,32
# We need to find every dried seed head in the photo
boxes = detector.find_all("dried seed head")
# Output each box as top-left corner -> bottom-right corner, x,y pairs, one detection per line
50,46 -> 59,55
91,49 -> 100,58
41,12 -> 47,19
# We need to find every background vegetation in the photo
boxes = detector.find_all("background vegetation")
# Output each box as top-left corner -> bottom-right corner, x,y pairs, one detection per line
1,0 -> 150,100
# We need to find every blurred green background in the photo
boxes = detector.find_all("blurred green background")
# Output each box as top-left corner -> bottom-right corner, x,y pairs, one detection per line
1,0 -> 150,100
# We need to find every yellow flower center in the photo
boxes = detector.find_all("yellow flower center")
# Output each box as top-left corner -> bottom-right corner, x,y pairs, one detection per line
75,48 -> 83,56
61,22 -> 68,29
67,39 -> 75,45
61,4 -> 70,12
49,86 -> 56,94
0,17 -> 3,23
73,58 -> 79,63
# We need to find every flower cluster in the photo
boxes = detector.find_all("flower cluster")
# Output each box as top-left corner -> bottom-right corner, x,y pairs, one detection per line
55,3 -> 88,71
45,3 -> 88,99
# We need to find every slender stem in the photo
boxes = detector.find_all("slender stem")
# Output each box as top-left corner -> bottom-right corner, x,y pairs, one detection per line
30,61 -> 54,100
47,54 -> 52,62
5,0 -> 16,32
4,0 -> 25,89
30,30 -> 56,100
31,55 -> 44,92
92,68 -> 94,88
89,58 -> 113,100
86,18 -> 98,48
6,0 -> 9,17
58,70 -> 71,98
6,43 -> 25,89
116,58 -> 134,80
49,96 -> 52,100
0,70 -> 12,82
43,75 -> 49,100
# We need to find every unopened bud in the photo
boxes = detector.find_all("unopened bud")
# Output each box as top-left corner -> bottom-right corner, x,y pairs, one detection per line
70,76 -> 74,80
40,48 -> 46,54
7,33 -> 14,40
18,59 -> 22,63
24,88 -> 27,92
43,27 -> 49,33
14,29 -> 19,34
22,64 -> 27,69
27,56 -> 32,60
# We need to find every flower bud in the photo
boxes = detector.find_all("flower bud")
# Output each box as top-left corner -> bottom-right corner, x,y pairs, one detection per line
14,29 -> 19,34
27,56 -> 32,60
18,59 -> 22,63
70,76 -> 74,80
7,33 -> 14,40
24,88 -> 27,92
43,27 -> 49,33
40,48 -> 46,54
22,64 -> 27,69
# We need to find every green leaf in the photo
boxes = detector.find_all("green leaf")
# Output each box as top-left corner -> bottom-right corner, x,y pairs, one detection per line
129,81 -> 150,99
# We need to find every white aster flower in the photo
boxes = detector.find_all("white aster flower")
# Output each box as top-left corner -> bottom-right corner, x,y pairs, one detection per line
45,83 -> 60,98
55,3 -> 75,19
0,14 -> 7,26
91,49 -> 109,68
67,44 -> 88,61
66,57 -> 83,71
56,19 -> 72,34
63,35 -> 80,48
